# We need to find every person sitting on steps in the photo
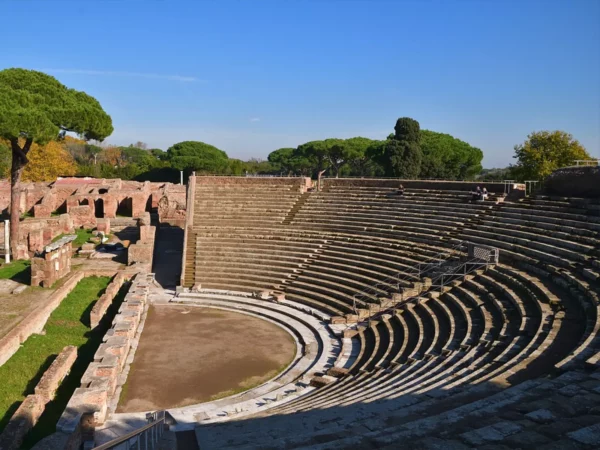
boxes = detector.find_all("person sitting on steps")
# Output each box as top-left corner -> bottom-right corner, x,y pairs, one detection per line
397,184 -> 405,196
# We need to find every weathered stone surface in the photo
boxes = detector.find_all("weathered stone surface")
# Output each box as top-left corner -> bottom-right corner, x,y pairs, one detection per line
31,237 -> 74,287
460,422 -> 522,446
525,409 -> 556,424
0,271 -> 84,366
545,165 -> 600,197
0,395 -> 45,450
58,274 -> 151,430
34,346 -> 78,402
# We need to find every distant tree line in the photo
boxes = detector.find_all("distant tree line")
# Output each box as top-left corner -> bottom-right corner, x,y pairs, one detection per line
1,117 -> 593,185
266,118 -> 484,180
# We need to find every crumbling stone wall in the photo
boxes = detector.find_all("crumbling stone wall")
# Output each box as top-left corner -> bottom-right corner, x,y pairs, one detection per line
127,225 -> 156,270
157,183 -> 186,226
31,236 -> 76,288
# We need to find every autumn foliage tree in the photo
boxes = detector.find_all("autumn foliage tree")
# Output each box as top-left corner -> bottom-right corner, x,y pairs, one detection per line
22,141 -> 78,181
512,130 -> 592,180
0,68 -> 113,258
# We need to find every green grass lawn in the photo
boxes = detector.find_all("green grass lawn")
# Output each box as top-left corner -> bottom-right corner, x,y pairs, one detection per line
0,276 -> 127,448
0,260 -> 31,284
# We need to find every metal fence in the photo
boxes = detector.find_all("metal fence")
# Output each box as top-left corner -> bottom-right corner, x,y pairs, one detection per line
351,241 -> 467,313
92,411 -> 168,450
574,159 -> 600,167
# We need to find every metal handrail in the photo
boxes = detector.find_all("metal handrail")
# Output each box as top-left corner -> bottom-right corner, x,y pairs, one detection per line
359,244 -> 500,326
92,411 -> 167,450
574,159 -> 600,166
352,240 -> 467,313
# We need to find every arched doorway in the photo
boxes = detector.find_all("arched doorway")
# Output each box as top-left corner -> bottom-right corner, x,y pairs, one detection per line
95,199 -> 104,218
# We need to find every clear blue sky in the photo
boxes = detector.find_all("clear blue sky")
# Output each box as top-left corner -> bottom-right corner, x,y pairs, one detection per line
2,0 -> 599,167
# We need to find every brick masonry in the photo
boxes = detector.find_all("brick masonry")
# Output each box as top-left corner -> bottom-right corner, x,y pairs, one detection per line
57,273 -> 152,433
0,346 -> 78,450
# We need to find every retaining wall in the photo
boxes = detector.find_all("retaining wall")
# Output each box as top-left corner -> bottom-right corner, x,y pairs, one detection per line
322,178 -> 523,194
0,346 -> 78,450
89,273 -> 132,329
0,270 -> 134,367
0,271 -> 84,366
57,273 -> 152,434
194,176 -> 312,191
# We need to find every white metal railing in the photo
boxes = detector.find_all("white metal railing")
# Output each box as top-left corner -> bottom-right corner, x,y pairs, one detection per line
92,411 -> 168,450
503,180 -> 515,195
574,159 -> 600,166
352,241 -> 467,313
355,243 -> 499,325
524,180 -> 541,196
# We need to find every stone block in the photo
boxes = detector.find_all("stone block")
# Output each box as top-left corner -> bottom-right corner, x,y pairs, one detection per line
35,346 -> 78,402
128,243 -> 153,266
0,395 -> 45,450
139,225 -> 155,242
139,212 -> 152,226
309,376 -> 332,388
33,204 -> 52,218
327,367 -> 349,378
28,229 -> 45,253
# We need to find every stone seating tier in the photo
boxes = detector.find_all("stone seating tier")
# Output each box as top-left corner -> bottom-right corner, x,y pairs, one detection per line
180,180 -> 600,448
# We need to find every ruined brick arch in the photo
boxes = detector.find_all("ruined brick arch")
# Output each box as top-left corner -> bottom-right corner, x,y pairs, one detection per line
116,197 -> 133,217
55,201 -> 67,215
94,198 -> 104,218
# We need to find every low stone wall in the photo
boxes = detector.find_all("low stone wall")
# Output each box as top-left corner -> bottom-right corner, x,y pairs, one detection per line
0,271 -> 84,366
57,274 -> 151,433
195,176 -> 312,192
322,178 -> 523,194
0,346 -> 77,450
89,273 -> 131,329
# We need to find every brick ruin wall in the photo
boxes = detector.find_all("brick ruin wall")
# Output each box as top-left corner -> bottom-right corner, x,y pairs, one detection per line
0,178 -> 186,258
0,178 -> 186,221
31,238 -> 74,288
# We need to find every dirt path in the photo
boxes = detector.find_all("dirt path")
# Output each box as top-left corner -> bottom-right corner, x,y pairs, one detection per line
117,305 -> 296,412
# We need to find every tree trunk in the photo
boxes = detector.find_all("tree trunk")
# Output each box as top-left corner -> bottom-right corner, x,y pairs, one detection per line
9,138 -> 32,260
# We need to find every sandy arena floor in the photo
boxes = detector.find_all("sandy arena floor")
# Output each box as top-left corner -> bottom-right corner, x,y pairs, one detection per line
117,304 -> 297,412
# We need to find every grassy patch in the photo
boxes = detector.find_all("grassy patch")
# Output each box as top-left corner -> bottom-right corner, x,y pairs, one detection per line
52,228 -> 94,248
0,276 -> 126,448
0,260 -> 31,284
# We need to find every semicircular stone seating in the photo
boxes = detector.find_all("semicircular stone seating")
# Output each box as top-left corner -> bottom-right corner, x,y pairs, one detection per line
181,178 -> 600,449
